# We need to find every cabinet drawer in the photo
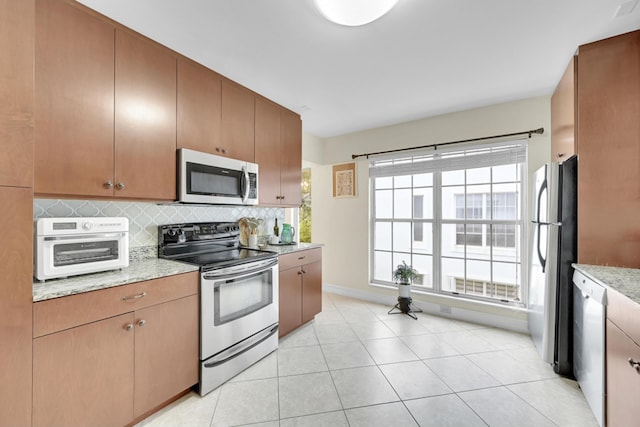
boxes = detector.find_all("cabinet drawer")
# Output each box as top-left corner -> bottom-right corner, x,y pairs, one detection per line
607,287 -> 640,346
606,319 -> 640,427
279,248 -> 322,271
33,272 -> 198,337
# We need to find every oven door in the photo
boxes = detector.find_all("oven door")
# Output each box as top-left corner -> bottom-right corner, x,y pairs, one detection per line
35,232 -> 129,280
200,257 -> 278,359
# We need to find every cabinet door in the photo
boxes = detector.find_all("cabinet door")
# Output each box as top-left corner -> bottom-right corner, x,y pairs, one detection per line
577,31 -> 640,267
35,0 -> 115,197
134,294 -> 199,417
0,0 -> 33,189
33,313 -> 135,427
255,97 -> 282,205
606,319 -> 640,427
280,110 -> 302,206
115,29 -> 176,201
279,267 -> 303,338
177,57 -> 222,153
550,55 -> 576,162
302,261 -> 322,323
0,187 -> 33,427
221,79 -> 255,162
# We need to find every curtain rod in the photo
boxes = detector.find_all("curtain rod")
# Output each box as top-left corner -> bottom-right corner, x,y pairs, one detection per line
351,127 -> 544,160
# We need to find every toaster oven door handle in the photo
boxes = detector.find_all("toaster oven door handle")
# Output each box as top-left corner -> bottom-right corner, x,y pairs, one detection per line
43,232 -> 127,241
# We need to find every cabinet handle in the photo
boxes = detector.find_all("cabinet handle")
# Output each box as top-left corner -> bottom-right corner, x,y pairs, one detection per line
301,269 -> 307,274
137,319 -> 146,327
628,358 -> 640,373
298,270 -> 303,275
116,182 -> 126,190
557,153 -> 565,159
124,323 -> 134,332
103,181 -> 114,189
122,292 -> 146,301
298,256 -> 306,260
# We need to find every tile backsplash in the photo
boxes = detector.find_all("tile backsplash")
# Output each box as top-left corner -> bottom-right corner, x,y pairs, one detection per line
34,199 -> 284,248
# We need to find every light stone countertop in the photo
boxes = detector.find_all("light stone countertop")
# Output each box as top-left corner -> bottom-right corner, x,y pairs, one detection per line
259,242 -> 324,256
573,264 -> 640,305
33,243 -> 323,302
33,251 -> 199,302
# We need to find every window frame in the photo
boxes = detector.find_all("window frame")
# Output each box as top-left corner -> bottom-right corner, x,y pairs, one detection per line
369,140 -> 527,306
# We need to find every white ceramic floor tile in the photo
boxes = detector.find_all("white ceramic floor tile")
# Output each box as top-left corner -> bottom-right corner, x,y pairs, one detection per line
416,314 -> 470,333
331,366 -> 399,409
277,345 -> 328,377
405,394 -> 487,427
423,355 -> 500,392
278,372 -> 342,419
314,323 -> 359,344
349,320 -> 396,341
312,309 -> 347,325
382,318 -> 431,336
345,402 -> 418,427
339,307 -> 382,323
229,351 -> 278,382
508,378 -> 599,427
321,341 -> 375,370
400,334 -> 460,359
279,410 -> 349,427
459,386 -> 556,427
279,323 -> 319,349
379,361 -> 452,400
211,378 -> 279,427
362,337 -> 419,364
471,327 -> 535,350
137,390 -> 218,427
438,330 -> 498,354
466,349 -> 557,385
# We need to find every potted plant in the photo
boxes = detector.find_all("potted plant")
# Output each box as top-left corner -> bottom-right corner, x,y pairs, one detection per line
393,260 -> 418,299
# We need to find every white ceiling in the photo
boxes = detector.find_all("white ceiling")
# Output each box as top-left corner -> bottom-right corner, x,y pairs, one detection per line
77,0 -> 640,138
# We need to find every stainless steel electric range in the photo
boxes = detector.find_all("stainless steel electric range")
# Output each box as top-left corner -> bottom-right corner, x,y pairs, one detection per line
158,222 -> 278,396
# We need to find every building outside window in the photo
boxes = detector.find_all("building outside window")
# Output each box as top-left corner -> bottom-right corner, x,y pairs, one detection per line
370,140 -> 526,304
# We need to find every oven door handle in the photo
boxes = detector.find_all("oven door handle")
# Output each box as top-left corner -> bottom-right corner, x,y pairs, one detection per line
43,232 -> 127,241
203,323 -> 278,368
202,258 -> 278,281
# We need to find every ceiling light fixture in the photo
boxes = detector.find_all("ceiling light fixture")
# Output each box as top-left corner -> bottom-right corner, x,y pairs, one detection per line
313,0 -> 399,26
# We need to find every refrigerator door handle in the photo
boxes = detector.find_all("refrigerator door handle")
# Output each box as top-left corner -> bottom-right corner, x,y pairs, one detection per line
537,223 -> 547,273
536,174 -> 548,224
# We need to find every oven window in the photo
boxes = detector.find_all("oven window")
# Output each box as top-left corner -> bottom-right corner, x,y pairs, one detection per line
214,269 -> 273,326
187,162 -> 242,197
53,241 -> 119,266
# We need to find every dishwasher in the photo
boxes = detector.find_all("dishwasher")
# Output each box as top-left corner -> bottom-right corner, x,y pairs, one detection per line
573,269 -> 606,427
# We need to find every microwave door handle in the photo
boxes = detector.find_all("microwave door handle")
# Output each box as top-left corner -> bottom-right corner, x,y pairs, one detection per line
241,165 -> 250,203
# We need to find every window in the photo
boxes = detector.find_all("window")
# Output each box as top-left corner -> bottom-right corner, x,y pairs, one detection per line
370,140 -> 526,304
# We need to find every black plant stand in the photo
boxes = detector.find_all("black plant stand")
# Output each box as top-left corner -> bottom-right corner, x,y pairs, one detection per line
388,296 -> 423,320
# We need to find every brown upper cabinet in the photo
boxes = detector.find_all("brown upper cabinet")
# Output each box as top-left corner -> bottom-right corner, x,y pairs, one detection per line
550,55 -> 577,162
35,1 -> 178,201
177,57 -> 222,154
220,79 -> 256,162
255,97 -> 302,206
114,29 -> 177,201
576,30 -> 640,267
35,0 -> 115,197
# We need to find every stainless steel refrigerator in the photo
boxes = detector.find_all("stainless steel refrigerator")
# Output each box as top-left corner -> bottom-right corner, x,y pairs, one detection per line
528,155 -> 577,377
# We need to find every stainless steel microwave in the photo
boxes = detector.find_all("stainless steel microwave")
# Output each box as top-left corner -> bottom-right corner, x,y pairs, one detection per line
178,148 -> 259,205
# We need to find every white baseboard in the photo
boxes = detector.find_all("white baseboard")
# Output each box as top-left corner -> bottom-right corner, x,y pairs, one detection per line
323,282 -> 529,334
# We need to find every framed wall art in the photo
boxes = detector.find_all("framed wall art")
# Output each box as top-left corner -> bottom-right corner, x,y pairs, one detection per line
332,162 -> 356,198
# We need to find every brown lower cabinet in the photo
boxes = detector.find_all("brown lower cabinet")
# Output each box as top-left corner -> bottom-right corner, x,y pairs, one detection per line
606,319 -> 640,427
32,273 -> 199,427
278,248 -> 322,337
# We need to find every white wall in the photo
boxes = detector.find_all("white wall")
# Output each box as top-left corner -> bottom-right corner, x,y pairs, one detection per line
305,96 -> 551,329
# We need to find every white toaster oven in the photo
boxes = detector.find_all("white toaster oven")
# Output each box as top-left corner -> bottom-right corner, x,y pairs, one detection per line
34,217 -> 129,281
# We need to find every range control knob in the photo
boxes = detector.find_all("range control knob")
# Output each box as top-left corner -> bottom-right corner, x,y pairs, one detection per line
82,222 -> 93,231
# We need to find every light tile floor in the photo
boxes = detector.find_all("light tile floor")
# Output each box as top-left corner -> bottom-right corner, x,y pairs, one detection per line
136,293 -> 598,427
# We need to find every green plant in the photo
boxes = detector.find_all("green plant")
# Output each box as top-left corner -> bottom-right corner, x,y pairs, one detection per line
393,261 -> 418,285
